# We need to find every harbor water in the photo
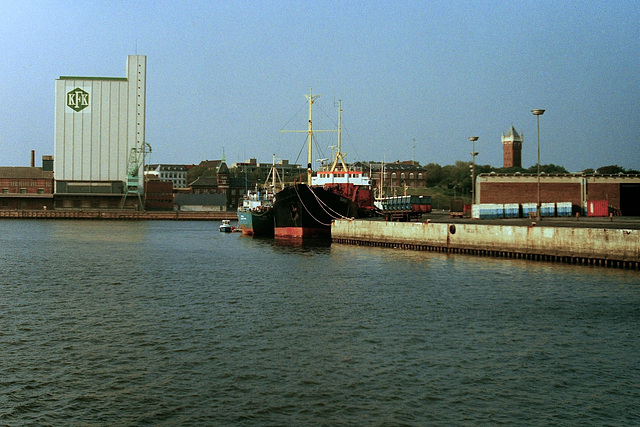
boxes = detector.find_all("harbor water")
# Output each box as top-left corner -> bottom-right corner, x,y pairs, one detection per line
1,220 -> 638,425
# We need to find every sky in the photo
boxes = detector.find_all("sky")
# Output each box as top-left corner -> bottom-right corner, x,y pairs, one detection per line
1,0 -> 639,172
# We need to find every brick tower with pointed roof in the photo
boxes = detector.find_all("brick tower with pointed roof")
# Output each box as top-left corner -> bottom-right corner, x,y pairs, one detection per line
502,126 -> 523,168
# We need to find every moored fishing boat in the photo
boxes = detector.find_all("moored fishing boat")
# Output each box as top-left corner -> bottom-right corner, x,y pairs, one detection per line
237,155 -> 282,236
237,191 -> 275,236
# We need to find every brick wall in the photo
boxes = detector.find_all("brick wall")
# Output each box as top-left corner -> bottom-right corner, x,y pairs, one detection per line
145,180 -> 174,210
0,178 -> 53,194
0,198 -> 54,210
479,182 -> 621,209
586,183 -> 620,209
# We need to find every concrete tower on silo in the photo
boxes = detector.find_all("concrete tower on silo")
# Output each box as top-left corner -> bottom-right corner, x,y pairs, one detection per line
502,126 -> 522,168
54,55 -> 146,209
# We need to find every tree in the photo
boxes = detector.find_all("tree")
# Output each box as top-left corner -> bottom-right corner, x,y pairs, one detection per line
230,166 -> 266,183
492,166 -> 527,174
476,164 -> 494,175
596,165 -> 625,175
423,163 -> 443,187
524,164 -> 568,174
440,161 -> 474,193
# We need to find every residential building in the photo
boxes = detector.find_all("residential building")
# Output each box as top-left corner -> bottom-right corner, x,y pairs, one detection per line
145,164 -> 188,188
188,158 -> 248,209
232,158 -> 305,182
363,161 -> 428,195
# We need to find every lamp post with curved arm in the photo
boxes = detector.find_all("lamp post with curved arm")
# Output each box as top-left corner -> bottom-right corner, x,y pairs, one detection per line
468,136 -> 479,204
531,109 -> 545,219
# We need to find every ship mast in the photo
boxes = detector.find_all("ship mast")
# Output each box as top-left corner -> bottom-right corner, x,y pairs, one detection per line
329,100 -> 349,172
304,89 -> 320,184
271,154 -> 277,189
281,88 -> 336,184
265,153 -> 282,191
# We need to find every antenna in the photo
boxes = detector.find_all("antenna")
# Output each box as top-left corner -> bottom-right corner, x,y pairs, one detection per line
412,138 -> 416,164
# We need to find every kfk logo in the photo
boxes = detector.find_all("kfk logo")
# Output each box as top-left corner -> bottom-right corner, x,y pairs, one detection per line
67,87 -> 89,112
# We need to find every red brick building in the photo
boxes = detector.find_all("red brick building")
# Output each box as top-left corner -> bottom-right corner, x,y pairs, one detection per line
362,162 -> 428,195
144,179 -> 174,210
0,167 -> 54,210
476,173 -> 640,215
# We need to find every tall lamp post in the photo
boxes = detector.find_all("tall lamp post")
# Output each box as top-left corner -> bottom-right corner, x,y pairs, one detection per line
531,109 -> 545,219
468,136 -> 479,204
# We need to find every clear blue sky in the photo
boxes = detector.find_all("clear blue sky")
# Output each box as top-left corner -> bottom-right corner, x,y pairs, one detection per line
1,0 -> 638,172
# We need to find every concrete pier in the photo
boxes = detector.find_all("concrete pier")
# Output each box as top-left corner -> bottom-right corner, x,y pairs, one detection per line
332,219 -> 640,269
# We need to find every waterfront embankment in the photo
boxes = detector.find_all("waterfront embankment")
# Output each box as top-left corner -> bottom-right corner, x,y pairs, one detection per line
0,210 -> 237,221
332,219 -> 640,269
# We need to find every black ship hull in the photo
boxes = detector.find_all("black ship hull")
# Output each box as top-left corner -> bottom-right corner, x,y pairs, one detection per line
273,183 -> 357,238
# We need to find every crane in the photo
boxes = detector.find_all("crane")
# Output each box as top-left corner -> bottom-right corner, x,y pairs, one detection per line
120,142 -> 152,210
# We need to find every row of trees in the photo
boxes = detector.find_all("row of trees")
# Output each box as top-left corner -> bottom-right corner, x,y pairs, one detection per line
421,162 -> 571,191
371,162 -> 638,195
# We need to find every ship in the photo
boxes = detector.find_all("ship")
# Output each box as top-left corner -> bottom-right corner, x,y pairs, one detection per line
273,89 -> 374,239
219,219 -> 234,232
237,190 -> 275,236
237,156 -> 282,236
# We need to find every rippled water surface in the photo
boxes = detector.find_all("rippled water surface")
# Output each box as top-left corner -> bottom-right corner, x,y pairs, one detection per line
1,220 -> 639,425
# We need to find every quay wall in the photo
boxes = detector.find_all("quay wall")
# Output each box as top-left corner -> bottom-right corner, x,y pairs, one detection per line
332,219 -> 640,268
0,210 -> 237,221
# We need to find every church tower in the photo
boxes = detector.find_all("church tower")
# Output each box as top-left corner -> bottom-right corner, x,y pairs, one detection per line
502,126 -> 523,168
217,151 -> 230,192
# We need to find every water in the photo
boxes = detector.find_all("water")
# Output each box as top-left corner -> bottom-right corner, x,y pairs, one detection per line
1,220 -> 638,425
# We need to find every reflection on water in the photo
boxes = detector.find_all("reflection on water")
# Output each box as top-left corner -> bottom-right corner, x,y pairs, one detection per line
1,220 -> 638,425
48,220 -> 150,243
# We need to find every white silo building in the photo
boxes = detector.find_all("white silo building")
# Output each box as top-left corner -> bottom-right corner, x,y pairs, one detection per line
54,55 -> 147,209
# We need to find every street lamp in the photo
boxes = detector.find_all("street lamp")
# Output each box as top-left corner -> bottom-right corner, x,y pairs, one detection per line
531,109 -> 545,219
468,136 -> 479,204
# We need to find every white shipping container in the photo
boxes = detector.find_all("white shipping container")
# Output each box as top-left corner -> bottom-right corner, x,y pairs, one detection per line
541,202 -> 556,217
474,203 -> 501,219
471,204 -> 480,219
556,202 -> 573,217
522,203 -> 538,217
504,203 -> 520,218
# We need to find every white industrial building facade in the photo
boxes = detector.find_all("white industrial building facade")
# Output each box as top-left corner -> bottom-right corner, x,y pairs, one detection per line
54,55 -> 146,208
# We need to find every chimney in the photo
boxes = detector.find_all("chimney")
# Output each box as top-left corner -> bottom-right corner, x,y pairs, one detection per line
42,155 -> 54,172
31,150 -> 35,167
